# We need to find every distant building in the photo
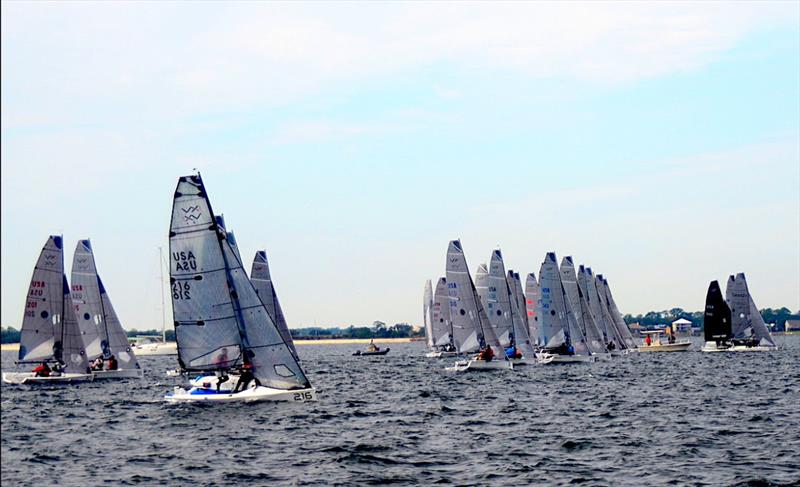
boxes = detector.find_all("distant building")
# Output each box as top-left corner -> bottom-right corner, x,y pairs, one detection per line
629,322 -> 644,336
671,318 -> 693,335
786,319 -> 800,333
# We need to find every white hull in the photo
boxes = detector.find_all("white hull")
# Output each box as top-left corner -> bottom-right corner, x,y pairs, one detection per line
537,353 -> 596,364
165,384 -> 317,403
509,357 -> 533,366
446,358 -> 513,372
593,352 -> 613,361
425,350 -> 461,358
639,341 -> 692,353
701,341 -> 777,353
132,342 -> 178,356
2,372 -> 94,385
91,368 -> 144,379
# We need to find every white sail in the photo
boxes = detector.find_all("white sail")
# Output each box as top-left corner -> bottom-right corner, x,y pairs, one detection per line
726,273 -> 775,346
170,174 -> 311,390
525,273 -> 541,346
537,252 -> 570,348
600,276 -> 637,349
583,266 -> 625,349
71,239 -> 140,370
445,240 -> 506,357
474,262 -> 489,312
485,252 -> 513,347
18,236 -> 66,363
561,257 -> 606,354
505,269 -> 537,358
250,250 -> 299,361
512,272 -> 529,335
431,277 -> 453,347
423,279 -> 434,348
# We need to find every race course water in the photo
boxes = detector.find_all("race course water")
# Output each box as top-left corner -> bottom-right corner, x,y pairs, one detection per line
2,336 -> 799,486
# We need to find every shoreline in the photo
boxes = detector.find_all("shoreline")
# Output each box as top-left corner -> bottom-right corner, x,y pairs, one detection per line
0,337 -> 418,352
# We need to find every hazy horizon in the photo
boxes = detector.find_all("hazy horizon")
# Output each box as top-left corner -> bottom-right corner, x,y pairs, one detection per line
2,2 -> 798,331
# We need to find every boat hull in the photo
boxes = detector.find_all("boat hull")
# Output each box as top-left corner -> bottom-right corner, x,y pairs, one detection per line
446,358 -> 513,371
701,341 -> 777,353
2,372 -> 94,384
639,341 -> 692,352
91,368 -> 144,379
132,342 -> 178,356
537,353 -> 596,364
353,348 -> 390,356
164,385 -> 317,403
425,351 -> 460,358
509,357 -> 533,366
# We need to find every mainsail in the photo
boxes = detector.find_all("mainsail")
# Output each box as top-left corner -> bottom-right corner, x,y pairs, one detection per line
431,277 -> 453,347
445,240 -> 505,357
593,272 -> 628,349
170,174 -> 310,390
726,273 -> 775,346
703,280 -> 732,342
19,236 -> 67,363
18,236 -> 89,373
423,279 -> 434,348
484,251 -> 513,347
525,273 -> 541,346
560,257 -> 605,354
505,269 -> 537,358
71,239 -> 140,370
251,250 -> 300,361
538,252 -> 570,348
584,266 -> 625,349
599,276 -> 637,349
474,262 -> 489,312
512,272 -> 529,335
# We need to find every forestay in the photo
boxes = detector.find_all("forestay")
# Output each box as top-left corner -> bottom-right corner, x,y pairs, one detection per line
71,239 -> 140,370
251,250 -> 300,361
170,174 -> 310,390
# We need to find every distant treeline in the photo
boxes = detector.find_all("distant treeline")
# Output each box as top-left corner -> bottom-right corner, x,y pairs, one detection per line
1,321 -> 423,343
623,307 -> 798,331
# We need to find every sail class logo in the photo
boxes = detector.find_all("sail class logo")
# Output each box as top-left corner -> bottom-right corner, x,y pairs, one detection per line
44,254 -> 56,266
181,205 -> 202,223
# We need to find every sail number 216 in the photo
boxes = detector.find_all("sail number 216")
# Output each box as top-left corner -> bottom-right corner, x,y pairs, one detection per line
173,281 -> 191,300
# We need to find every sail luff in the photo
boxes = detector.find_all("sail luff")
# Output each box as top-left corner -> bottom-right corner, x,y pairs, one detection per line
423,279 -> 434,348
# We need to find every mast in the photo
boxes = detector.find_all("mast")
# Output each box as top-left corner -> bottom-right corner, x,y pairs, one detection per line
159,246 -> 166,342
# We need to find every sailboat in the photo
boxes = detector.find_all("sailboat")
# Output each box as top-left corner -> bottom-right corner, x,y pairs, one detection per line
133,247 -> 178,356
426,277 -> 458,357
3,236 -> 93,384
525,273 -> 541,347
163,174 -> 316,403
702,273 -> 777,352
597,275 -> 638,351
560,257 -> 609,359
581,266 -> 626,355
251,250 -> 300,361
536,252 -> 595,364
511,271 -> 530,337
701,280 -> 733,352
423,279 -> 434,352
444,240 -> 512,371
503,268 -> 537,365
71,239 -> 144,379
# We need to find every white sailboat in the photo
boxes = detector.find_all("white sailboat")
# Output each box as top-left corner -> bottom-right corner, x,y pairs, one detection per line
503,267 -> 537,365
560,257 -> 610,360
426,277 -> 458,357
444,240 -> 512,371
71,239 -> 144,379
163,174 -> 316,403
132,247 -> 178,356
536,252 -> 595,364
3,236 -> 93,384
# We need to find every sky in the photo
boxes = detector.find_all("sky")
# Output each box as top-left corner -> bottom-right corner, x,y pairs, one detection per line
2,1 -> 799,331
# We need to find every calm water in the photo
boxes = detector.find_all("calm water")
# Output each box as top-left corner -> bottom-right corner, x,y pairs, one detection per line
2,336 -> 799,486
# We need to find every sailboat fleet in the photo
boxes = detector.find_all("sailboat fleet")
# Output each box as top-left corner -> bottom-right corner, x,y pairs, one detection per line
3,176 -> 778,398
